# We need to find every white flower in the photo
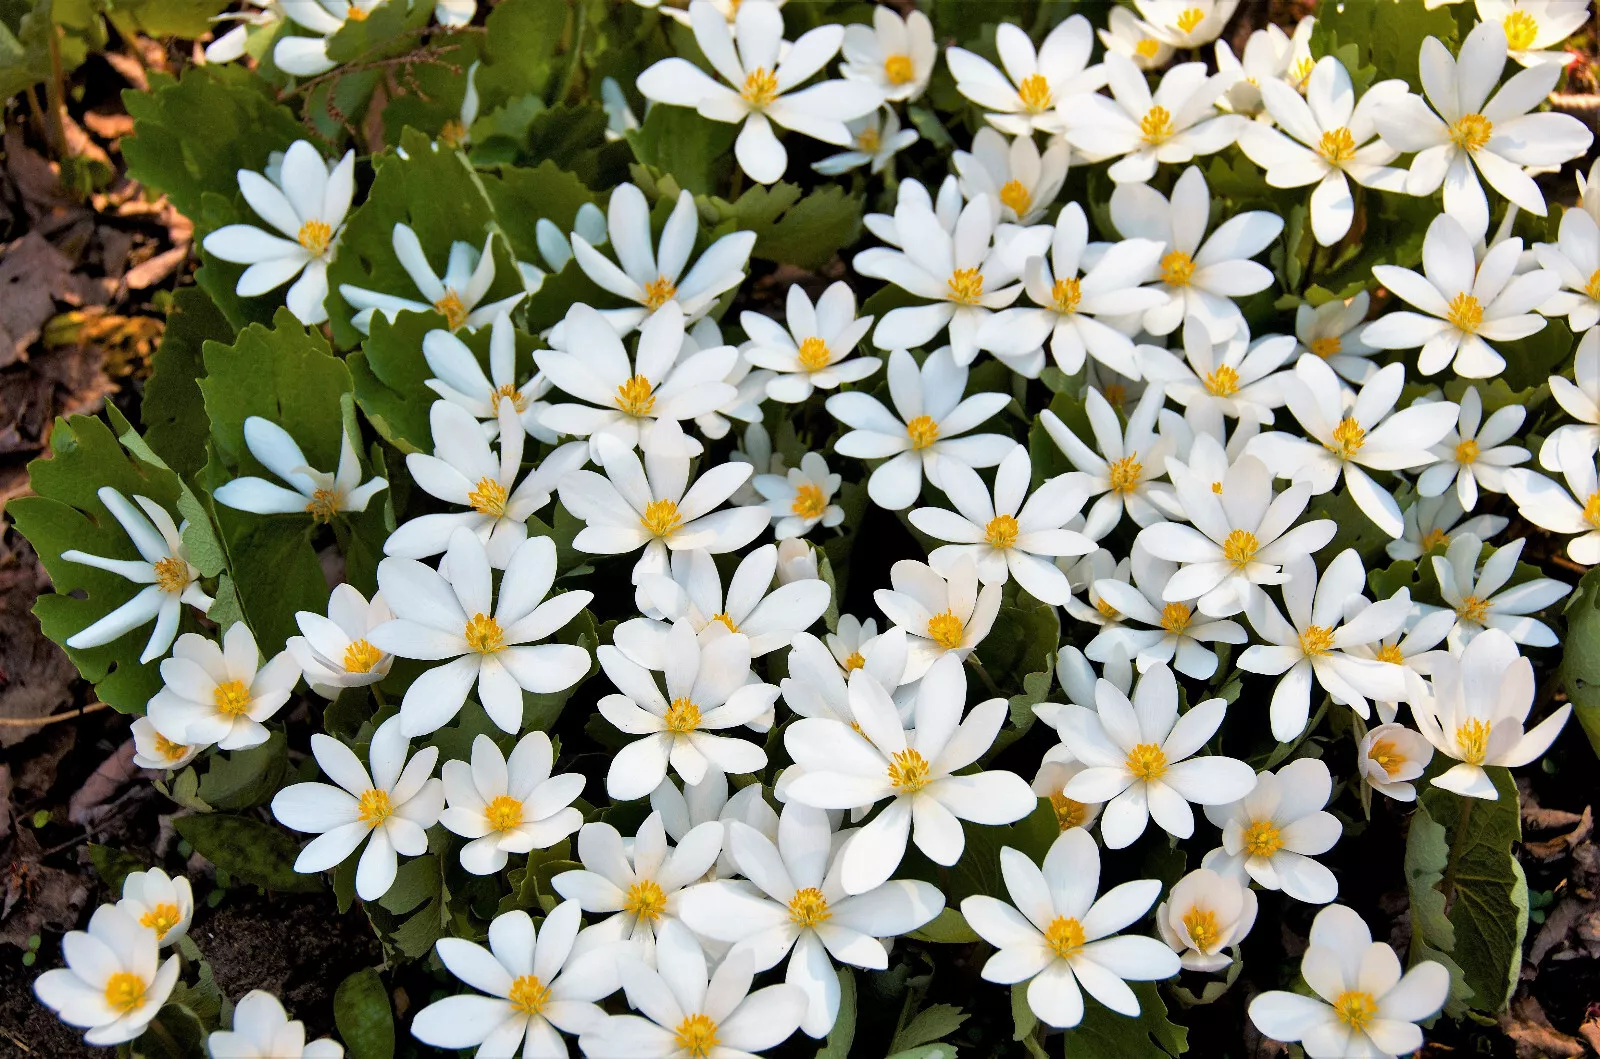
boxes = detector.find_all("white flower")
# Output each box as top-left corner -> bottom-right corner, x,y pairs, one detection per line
909,445 -> 1094,605
274,0 -> 384,76
370,529 -> 594,735
1361,212 -> 1560,378
954,127 -> 1070,226
117,868 -> 193,949
130,716 -> 202,771
1294,291 -> 1381,384
774,536 -> 819,586
1507,432 -> 1600,563
1249,904 -> 1449,1058
61,488 -> 212,663
1345,609 -> 1457,724
1358,723 -> 1436,802
1059,55 -> 1241,184
1040,384 -> 1179,537
1373,21 -> 1593,238
1238,550 -> 1410,741
1064,549 -> 1130,631
754,451 -> 845,540
410,903 -> 617,1057
422,314 -> 554,443
783,656 -> 1036,893
1238,58 -> 1408,245
1108,166 -> 1282,340
1430,534 -> 1571,651
1031,757 -> 1104,832
212,416 -> 386,521
597,620 -> 777,801
978,203 -> 1168,378
1215,18 -> 1316,116
812,106 -> 919,175
742,281 -> 877,404
271,715 -> 444,901
1097,6 -> 1174,71
692,316 -> 772,443
201,141 -> 353,324
440,732 -> 584,875
1156,868 -> 1257,973
538,302 -> 739,456
339,225 -> 525,334
635,1 -> 881,184
945,16 -> 1105,136
1086,541 -> 1248,679
1202,757 -> 1342,904
625,545 -> 830,660
782,628 -> 911,727
651,769 -> 779,882
1386,490 -> 1507,561
601,74 -> 641,141
1535,202 -> 1600,332
840,6 -> 936,102
1418,388 -> 1529,513
440,61 -> 480,150
1476,0 -> 1592,67
1140,323 -> 1296,436
826,347 -> 1016,510
552,813 -> 722,963
678,804 -> 945,1037
385,400 -> 586,567
874,556 -> 1003,680
33,903 -> 180,1046
203,1 -> 283,65
580,920 -> 806,1057
1135,0 -> 1240,47
854,194 -> 1027,364
562,183 -> 755,337
1048,662 -> 1257,849
1137,449 -> 1335,618
209,990 -> 344,1059
961,827 -> 1180,1028
535,202 -> 608,277
146,624 -> 298,751
1410,628 -> 1572,799
286,584 -> 393,698
559,421 -> 770,587
1542,325 -> 1600,470
1248,357 -> 1458,537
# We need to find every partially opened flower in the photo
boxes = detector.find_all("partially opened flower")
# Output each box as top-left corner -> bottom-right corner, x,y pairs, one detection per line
1249,904 -> 1449,1059
117,868 -> 193,949
874,556 -> 1003,680
286,584 -> 394,698
439,732 -> 585,875
782,628 -> 911,726
209,990 -> 344,1059
422,314 -> 553,443
1344,609 -> 1457,724
741,281 -> 877,404
271,715 -> 444,901
201,140 -> 353,324
1156,868 -> 1257,972
1418,386 -> 1529,510
1540,328 -> 1600,470
1214,17 -> 1316,116
1358,722 -> 1435,801
1202,757 -> 1341,904
1534,202 -> 1600,332
1428,533 -> 1569,649
1038,384 -> 1177,538
1058,55 -> 1240,184
1097,6 -> 1174,70
1294,291 -> 1381,384
945,16 -> 1105,136
33,904 -> 180,1046
1507,433 -> 1600,564
147,623 -> 299,751
840,6 -> 936,103
961,827 -> 1181,1028
1139,322 -> 1296,434
213,417 -> 386,522
1135,0 -> 1240,47
130,716 -> 202,772
1086,541 -> 1248,679
754,451 -> 846,539
813,106 -> 920,175
339,224 -> 524,333
274,0 -> 384,76
953,127 -> 1069,226
1386,490 -> 1508,562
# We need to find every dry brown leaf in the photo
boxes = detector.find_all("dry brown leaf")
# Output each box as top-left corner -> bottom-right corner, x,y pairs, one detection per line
1527,807 -> 1594,861
1501,996 -> 1586,1059
0,232 -> 74,367
122,243 -> 188,290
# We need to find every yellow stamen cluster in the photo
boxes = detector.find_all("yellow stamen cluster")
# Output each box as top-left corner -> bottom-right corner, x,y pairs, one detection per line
842,651 -> 866,672
855,126 -> 881,154
797,336 -> 832,372
1368,738 -> 1406,776
139,902 -> 183,940
999,179 -> 1032,218
1454,438 -> 1480,465
213,679 -> 252,718
926,610 -> 964,649
485,794 -> 524,833
674,1014 -> 720,1058
625,878 -> 667,921
1183,906 -> 1222,952
1449,113 -> 1493,152
1585,268 -> 1600,303
1446,292 -> 1483,333
1241,819 -> 1283,857
298,219 -> 333,255
887,747 -> 932,793
344,639 -> 383,674
1095,597 -> 1120,620
1134,38 -> 1161,60
508,975 -> 550,1016
464,613 -> 506,654
1160,250 -> 1195,287
791,483 -> 827,519
884,54 -> 914,85
1299,624 -> 1335,657
906,414 -> 940,450
1174,6 -> 1205,33
1456,595 -> 1490,624
1222,528 -> 1258,569
345,4 -> 368,20
1375,643 -> 1405,665
1420,527 -> 1450,552
615,373 -> 657,416
1140,105 -> 1176,145
1050,790 -> 1089,830
104,972 -> 147,1014
358,787 -> 394,827
153,555 -> 191,593
303,487 -> 342,522
985,513 -> 1020,549
664,697 -> 702,734
1107,455 -> 1143,495
740,68 -> 778,108
1585,490 -> 1600,529
1044,915 -> 1086,959
1502,10 -> 1539,52
153,730 -> 190,761
493,382 -> 528,413
712,612 -> 739,633
1455,718 -> 1491,765
946,267 -> 985,305
642,276 -> 677,311
433,289 -> 468,330
1332,990 -> 1378,1031
1310,335 -> 1341,358
641,498 -> 683,538
1125,742 -> 1167,782
1160,601 -> 1192,634
1204,364 -> 1240,397
1051,276 -> 1082,315
1017,73 -> 1053,113
1316,126 -> 1357,165
788,887 -> 832,927
467,476 -> 509,517
1327,416 -> 1366,459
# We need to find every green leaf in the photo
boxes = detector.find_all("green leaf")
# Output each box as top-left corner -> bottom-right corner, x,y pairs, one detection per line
389,896 -> 449,958
1310,0 -> 1459,92
1403,798 -> 1473,1013
907,907 -> 980,945
1560,564 -> 1600,759
88,844 -> 148,892
334,968 -> 396,1059
144,286 -> 233,480
474,0 -> 570,109
196,731 -> 289,811
703,182 -> 863,271
174,813 -> 323,893
888,1004 -> 968,1054
0,0 -> 52,102
324,0 -> 431,64
1056,984 -> 1188,1058
813,968 -> 855,1059
627,105 -> 736,196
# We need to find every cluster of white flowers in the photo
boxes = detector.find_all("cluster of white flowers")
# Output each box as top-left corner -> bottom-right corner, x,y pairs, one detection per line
42,0 -> 1600,1055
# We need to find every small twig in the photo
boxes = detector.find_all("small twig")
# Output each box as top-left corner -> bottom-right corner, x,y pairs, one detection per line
0,701 -> 114,728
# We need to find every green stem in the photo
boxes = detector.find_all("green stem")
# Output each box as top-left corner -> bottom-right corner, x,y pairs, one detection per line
966,654 -> 1004,698
556,1 -> 587,106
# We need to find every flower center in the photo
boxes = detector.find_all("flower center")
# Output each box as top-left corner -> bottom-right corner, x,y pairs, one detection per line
1095,596 -> 1120,620
464,612 -> 506,654
1050,790 -> 1089,830
1310,335 -> 1341,358
433,289 -> 468,330
946,267 -> 984,305
788,886 -> 832,927
139,902 -> 183,940
1222,528 -> 1258,569
357,787 -> 393,827
1454,438 -> 1480,464
1421,527 -> 1451,552
297,219 -> 333,255
1140,105 -> 1176,144
1502,10 -> 1539,51
884,53 -> 915,85
641,275 -> 677,311
468,475 -> 509,517
1375,642 -> 1405,664
1586,490 -> 1600,529
438,119 -> 467,149
1017,73 -> 1053,113
1182,906 -> 1222,952
1134,37 -> 1161,59
345,4 -> 367,19
344,639 -> 382,673
615,373 -> 657,416
212,679 -> 252,718
1299,624 -> 1335,656
999,179 -> 1032,218
855,126 -> 882,153
674,1014 -> 720,1059
887,747 -> 932,793
1449,113 -> 1493,153
1585,268 -> 1600,303
1242,819 -> 1283,857
508,974 -> 549,1016
153,555 -> 191,593
1160,601 -> 1192,633
842,650 -> 865,671
305,487 -> 341,523
1327,416 -> 1366,459
1446,292 -> 1483,333
1107,455 -> 1143,494
1044,915 -> 1086,959
1050,276 -> 1082,314
797,335 -> 832,372
926,610 -> 964,649
1203,364 -> 1240,396
1102,383 -> 1126,408
1160,250 -> 1195,287
1333,990 -> 1378,1031
103,971 -> 147,1015
1125,742 -> 1167,782
1368,738 -> 1406,776
492,382 -> 528,413
485,794 -> 524,832
1174,6 -> 1205,33
625,878 -> 668,921
906,414 -> 940,450
641,498 -> 682,538
664,696 -> 702,734
791,483 -> 827,519
1289,56 -> 1316,88
153,731 -> 189,761
1455,718 -> 1491,765
712,612 -> 739,633
985,513 -> 1020,548
1316,126 -> 1357,165
740,67 -> 779,108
